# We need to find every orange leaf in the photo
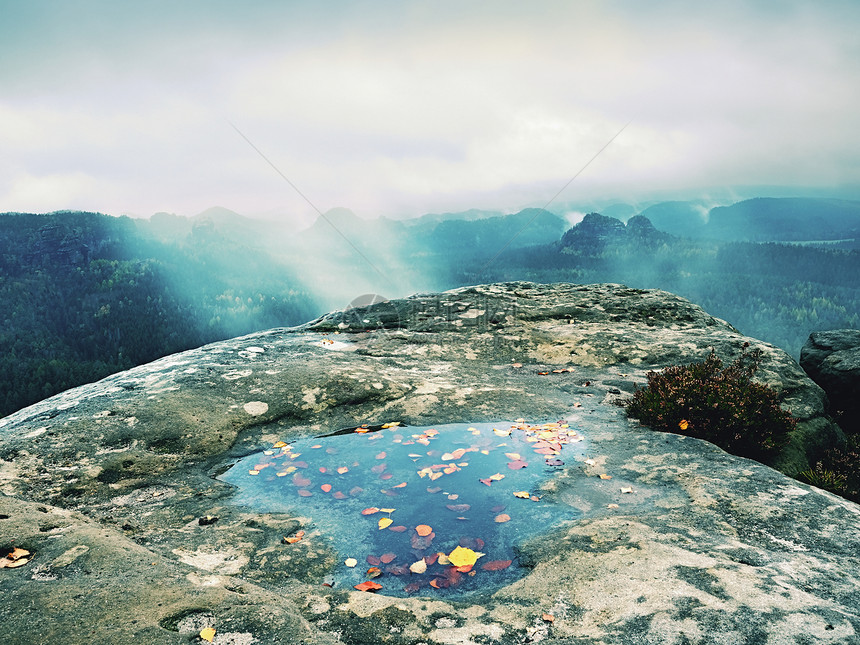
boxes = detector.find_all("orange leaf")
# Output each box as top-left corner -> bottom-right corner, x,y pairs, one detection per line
361,507 -> 380,515
321,484 -> 332,492
354,580 -> 383,592
481,559 -> 512,571
380,553 -> 396,564
542,613 -> 555,623
494,513 -> 511,523
415,524 -> 433,537
366,566 -> 382,578
337,466 -> 349,474
392,482 -> 407,488
513,491 -> 531,498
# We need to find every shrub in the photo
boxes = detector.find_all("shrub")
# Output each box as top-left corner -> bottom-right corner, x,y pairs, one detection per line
626,346 -> 795,461
797,434 -> 860,502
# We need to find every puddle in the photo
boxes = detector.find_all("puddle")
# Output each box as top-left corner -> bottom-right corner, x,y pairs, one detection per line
219,420 -> 586,597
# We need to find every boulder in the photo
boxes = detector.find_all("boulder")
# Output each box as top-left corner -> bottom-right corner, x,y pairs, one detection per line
800,329 -> 860,435
1,282 -> 856,644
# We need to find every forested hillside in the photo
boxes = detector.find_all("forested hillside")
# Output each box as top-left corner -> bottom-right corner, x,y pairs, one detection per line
0,211 -> 317,417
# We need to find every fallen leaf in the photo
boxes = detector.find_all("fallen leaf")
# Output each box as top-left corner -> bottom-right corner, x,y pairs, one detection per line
283,530 -> 305,544
345,558 -> 358,567
507,460 -> 528,470
505,452 -> 522,461
620,486 -> 634,494
409,559 -> 427,574
389,525 -> 407,532
367,555 -> 381,565
446,503 -> 470,512
481,559 -> 512,571
392,482 -> 407,488
248,469 -> 260,475
200,627 -> 216,642
321,484 -> 333,492
366,566 -> 382,578
273,441 -> 288,448
679,419 -> 689,430
489,473 -> 505,481
378,517 -> 393,530
599,473 -> 612,480
542,613 -> 555,623
379,508 -> 395,513
513,491 -> 531,499
361,507 -> 380,515
415,524 -> 433,537
380,553 -> 396,564
376,451 -> 387,459
354,580 -> 383,592
337,466 -> 349,474
494,513 -> 511,523
607,503 -> 619,509
297,489 -> 312,497
447,546 -> 484,568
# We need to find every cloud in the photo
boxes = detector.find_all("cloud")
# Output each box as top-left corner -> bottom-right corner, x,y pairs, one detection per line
1,1 -> 858,219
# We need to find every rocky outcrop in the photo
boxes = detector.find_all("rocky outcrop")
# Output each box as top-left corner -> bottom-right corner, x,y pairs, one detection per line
559,213 -> 669,254
801,329 -> 860,434
1,282 -> 857,644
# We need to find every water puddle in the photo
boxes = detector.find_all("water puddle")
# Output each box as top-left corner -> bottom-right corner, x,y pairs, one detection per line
219,420 -> 586,597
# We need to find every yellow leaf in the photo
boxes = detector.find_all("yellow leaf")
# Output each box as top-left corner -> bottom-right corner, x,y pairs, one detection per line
200,627 -> 216,642
504,452 -> 521,461
436,552 -> 451,565
344,558 -> 358,567
378,517 -> 393,530
678,419 -> 689,430
409,559 -> 427,574
379,508 -> 396,514
599,473 -> 612,480
248,469 -> 260,475
489,473 -> 505,481
513,491 -> 531,498
447,546 -> 484,567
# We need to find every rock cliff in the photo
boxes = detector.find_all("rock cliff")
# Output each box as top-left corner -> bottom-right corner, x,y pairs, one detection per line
1,282 -> 857,645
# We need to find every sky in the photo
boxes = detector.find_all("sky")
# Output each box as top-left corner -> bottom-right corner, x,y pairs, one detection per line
2,0 -> 859,226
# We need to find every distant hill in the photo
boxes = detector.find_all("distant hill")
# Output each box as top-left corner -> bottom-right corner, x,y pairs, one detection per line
640,197 -> 860,244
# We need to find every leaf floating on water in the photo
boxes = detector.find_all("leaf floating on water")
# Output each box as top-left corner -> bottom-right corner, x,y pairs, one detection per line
376,451 -> 387,460
321,484 -> 333,493
599,473 -> 612,480
505,452 -> 522,461
493,427 -> 512,437
415,524 -> 433,537
447,546 -> 484,568
409,559 -> 427,574
379,508 -> 396,514
248,469 -> 260,475
620,486 -> 634,494
297,489 -> 312,497
489,473 -> 505,481
378,517 -> 393,530
389,525 -> 407,532
607,503 -> 620,509
273,441 -> 288,449
513,491 -> 531,499
494,513 -> 511,523
380,553 -> 396,564
481,559 -> 512,571
332,491 -> 347,499
345,558 -> 358,567
507,460 -> 528,470
199,627 -> 216,642
337,466 -> 349,474
546,458 -> 564,466
361,507 -> 380,515
426,486 -> 442,493
366,566 -> 382,578
354,580 -> 382,592
479,478 -> 492,486
446,503 -> 471,513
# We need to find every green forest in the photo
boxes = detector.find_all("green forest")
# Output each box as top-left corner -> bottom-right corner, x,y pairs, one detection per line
1,203 -> 858,419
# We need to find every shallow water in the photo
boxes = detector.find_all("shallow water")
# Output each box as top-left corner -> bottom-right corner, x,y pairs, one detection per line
219,420 -> 585,597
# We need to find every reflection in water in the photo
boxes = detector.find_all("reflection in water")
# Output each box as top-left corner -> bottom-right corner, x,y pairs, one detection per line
220,420 -> 585,596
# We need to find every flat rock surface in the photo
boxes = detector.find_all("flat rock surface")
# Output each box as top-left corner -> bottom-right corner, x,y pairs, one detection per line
1,282 -> 857,644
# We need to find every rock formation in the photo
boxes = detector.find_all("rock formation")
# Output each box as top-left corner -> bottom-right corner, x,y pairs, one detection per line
1,282 -> 857,644
801,329 -> 860,435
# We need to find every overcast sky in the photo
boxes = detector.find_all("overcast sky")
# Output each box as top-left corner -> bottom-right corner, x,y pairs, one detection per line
1,0 -> 858,224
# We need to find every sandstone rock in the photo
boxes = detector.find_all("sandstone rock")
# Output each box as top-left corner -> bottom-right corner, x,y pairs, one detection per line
800,329 -> 860,435
1,282 -> 856,644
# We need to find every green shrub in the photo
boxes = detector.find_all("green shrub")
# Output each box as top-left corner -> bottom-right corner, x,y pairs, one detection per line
796,435 -> 860,502
626,346 -> 795,461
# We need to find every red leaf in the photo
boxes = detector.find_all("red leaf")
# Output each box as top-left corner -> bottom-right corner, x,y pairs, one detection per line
354,581 -> 382,592
481,559 -> 512,571
389,525 -> 407,532
320,484 -> 332,493
380,553 -> 396,564
332,491 -> 347,499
